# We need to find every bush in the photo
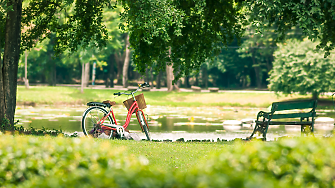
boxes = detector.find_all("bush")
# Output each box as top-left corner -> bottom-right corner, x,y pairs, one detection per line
1,116 -> 63,136
186,137 -> 335,187
0,135 -> 151,187
1,135 -> 335,187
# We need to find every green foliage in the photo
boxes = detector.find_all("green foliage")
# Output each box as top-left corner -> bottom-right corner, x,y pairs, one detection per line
268,39 -> 335,97
0,135 -> 144,187
21,0 -> 113,54
17,4 -> 125,84
188,137 -> 335,187
2,135 -> 335,187
246,0 -> 335,56
0,115 -> 14,132
0,0 -> 8,49
120,0 -> 245,81
0,116 -> 63,136
1,112 -> 64,136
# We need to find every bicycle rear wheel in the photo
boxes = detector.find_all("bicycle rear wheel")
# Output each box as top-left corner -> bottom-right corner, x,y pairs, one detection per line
137,111 -> 150,141
82,106 -> 113,138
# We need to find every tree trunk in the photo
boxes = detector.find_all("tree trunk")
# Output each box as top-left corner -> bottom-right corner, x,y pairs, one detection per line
166,65 -> 179,91
312,92 -> 319,100
48,60 -> 56,86
202,66 -> 208,89
156,71 -> 161,89
115,50 -> 125,85
145,68 -> 149,83
114,52 -> 120,85
84,62 -> 90,87
81,63 -> 85,93
166,64 -> 173,91
149,68 -> 153,89
53,61 -> 56,86
185,75 -> 190,88
166,48 -> 179,91
195,73 -> 199,86
108,54 -> 115,88
0,0 -> 22,126
252,50 -> 262,88
24,51 -> 29,89
122,33 -> 130,88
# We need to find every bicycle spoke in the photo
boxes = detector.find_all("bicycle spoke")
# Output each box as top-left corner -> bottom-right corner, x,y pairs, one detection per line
82,106 -> 113,138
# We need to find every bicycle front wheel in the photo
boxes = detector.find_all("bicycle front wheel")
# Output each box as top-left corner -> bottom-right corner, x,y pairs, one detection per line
137,111 -> 150,141
82,106 -> 113,138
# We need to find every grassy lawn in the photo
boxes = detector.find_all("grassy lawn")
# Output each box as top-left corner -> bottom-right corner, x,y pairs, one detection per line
17,86 -> 329,108
106,139 -> 233,171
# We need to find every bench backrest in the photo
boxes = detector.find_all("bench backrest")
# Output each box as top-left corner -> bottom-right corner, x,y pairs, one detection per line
271,100 -> 317,112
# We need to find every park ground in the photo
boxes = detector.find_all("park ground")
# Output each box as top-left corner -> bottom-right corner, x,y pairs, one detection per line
17,85 -> 335,109
4,86 -> 335,187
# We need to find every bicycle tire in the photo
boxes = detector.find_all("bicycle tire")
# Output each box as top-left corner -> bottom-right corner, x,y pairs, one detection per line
82,106 -> 113,138
137,111 -> 150,141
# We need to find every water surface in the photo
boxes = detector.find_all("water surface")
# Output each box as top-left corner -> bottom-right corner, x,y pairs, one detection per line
15,105 -> 335,141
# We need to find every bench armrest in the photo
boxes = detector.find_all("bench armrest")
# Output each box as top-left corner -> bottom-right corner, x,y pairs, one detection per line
256,111 -> 272,121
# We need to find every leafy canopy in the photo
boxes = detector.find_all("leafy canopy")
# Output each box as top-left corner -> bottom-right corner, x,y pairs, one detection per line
268,39 -> 335,97
20,0 -> 115,54
246,0 -> 335,56
120,0 -> 245,80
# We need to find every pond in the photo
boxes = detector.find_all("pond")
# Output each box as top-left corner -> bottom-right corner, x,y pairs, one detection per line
14,105 -> 335,141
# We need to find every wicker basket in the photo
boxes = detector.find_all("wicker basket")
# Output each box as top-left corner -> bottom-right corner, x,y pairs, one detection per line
123,93 -> 147,110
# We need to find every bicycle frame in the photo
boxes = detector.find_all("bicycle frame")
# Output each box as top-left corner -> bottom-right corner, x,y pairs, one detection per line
83,82 -> 150,139
98,96 -> 149,134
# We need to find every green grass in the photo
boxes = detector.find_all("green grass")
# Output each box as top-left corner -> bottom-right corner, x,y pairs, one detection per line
1,134 -> 231,172
17,86 -> 333,108
103,139 -> 233,171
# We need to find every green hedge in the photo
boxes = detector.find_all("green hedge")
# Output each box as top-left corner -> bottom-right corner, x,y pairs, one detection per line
0,135 -> 150,187
187,137 -> 335,188
1,135 -> 335,187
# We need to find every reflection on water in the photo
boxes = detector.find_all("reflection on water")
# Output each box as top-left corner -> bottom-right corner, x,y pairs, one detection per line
14,105 -> 335,141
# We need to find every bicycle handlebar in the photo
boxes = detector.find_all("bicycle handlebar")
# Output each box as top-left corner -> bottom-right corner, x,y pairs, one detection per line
140,82 -> 150,88
113,92 -> 121,96
113,82 -> 150,96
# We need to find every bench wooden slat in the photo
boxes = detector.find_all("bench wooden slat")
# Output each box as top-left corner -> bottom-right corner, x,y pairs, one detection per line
271,112 -> 315,119
271,100 -> 317,111
256,121 -> 313,125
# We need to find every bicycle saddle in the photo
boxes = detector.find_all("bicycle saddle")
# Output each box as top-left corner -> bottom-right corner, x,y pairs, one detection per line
87,100 -> 116,108
103,100 -> 116,106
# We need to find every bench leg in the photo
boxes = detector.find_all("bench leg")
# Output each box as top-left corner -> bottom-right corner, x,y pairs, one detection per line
301,125 -> 313,134
248,123 -> 268,141
300,117 -> 313,135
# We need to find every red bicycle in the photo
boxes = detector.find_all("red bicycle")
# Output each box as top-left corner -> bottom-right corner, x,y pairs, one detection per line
81,82 -> 150,140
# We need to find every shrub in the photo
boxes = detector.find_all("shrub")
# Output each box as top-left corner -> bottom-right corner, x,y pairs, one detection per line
186,137 -> 335,187
1,135 -> 335,187
1,116 -> 63,136
0,135 -> 151,187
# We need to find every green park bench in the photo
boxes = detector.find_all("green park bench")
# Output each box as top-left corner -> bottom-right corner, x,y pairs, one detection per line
248,99 -> 317,141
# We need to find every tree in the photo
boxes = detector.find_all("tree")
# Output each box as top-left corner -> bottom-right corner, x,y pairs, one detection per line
119,0 -> 335,86
268,39 -> 335,99
120,0 -> 245,81
0,0 -> 111,125
237,27 -> 279,88
18,36 -> 60,86
99,6 -> 125,87
246,0 -> 335,56
1,0 -> 22,127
